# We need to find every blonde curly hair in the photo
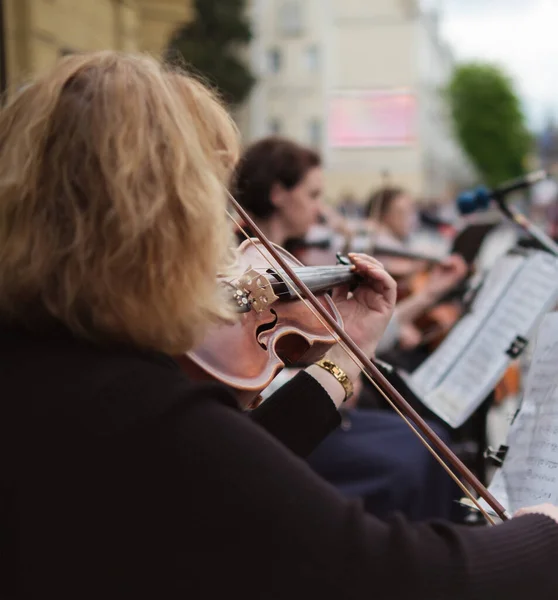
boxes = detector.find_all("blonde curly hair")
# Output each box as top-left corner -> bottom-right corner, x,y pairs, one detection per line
0,51 -> 240,354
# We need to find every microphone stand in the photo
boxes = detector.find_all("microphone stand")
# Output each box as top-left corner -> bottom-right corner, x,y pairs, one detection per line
458,170 -> 558,256
492,192 -> 558,257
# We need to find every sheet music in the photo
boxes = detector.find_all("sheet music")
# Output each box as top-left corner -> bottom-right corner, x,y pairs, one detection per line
408,250 -> 558,428
409,313 -> 478,396
479,313 -> 558,515
410,253 -> 525,397
471,253 -> 526,314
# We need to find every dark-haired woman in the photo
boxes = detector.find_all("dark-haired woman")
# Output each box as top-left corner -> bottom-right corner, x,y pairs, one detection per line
233,136 -> 323,246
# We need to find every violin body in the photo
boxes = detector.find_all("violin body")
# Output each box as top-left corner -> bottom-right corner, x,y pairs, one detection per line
178,240 -> 344,406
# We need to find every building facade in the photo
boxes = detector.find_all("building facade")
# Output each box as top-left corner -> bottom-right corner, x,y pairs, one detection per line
243,0 -> 474,202
3,0 -> 192,89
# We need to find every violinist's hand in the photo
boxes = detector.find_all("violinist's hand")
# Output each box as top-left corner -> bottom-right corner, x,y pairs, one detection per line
326,253 -> 396,381
423,254 -> 468,301
514,504 -> 558,525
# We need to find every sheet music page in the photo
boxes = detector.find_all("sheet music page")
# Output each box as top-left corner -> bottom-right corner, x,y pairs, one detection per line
410,251 -> 558,428
479,312 -> 558,515
408,313 -> 478,397
410,253 -> 526,397
472,254 -> 528,313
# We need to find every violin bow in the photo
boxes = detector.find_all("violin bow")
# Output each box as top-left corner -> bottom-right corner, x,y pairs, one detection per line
227,191 -> 509,524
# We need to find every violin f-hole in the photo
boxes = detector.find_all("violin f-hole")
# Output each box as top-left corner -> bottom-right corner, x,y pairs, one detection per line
255,309 -> 278,350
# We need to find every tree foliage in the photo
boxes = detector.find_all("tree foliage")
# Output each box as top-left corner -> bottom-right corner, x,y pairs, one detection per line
166,0 -> 256,106
446,62 -> 530,186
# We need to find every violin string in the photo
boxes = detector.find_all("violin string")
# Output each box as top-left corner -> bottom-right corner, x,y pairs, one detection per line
229,210 -> 496,525
234,262 -> 352,300
233,276 -> 295,299
236,269 -> 350,300
250,266 -> 354,277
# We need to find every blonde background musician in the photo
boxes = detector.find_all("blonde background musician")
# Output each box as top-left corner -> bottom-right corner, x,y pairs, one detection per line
1,52 -> 558,599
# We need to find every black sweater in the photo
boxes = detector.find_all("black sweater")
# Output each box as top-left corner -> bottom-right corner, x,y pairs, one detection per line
1,326 -> 558,599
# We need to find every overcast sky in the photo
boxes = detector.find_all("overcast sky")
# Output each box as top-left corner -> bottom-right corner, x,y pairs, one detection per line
434,0 -> 558,130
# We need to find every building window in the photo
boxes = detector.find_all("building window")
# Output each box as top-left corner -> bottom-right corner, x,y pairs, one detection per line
269,118 -> 282,135
278,1 -> 303,37
308,119 -> 322,148
267,48 -> 282,74
304,45 -> 319,72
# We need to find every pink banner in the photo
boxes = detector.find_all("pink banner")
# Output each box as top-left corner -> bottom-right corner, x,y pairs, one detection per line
328,91 -> 416,148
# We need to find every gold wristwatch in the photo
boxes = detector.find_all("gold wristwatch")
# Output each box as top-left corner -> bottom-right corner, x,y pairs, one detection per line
315,358 -> 354,402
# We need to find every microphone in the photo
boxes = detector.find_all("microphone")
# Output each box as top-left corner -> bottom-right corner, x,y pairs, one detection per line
457,170 -> 548,215
456,170 -> 558,256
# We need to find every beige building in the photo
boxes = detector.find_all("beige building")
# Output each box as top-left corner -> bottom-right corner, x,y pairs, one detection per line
3,0 -> 192,88
243,0 -> 474,202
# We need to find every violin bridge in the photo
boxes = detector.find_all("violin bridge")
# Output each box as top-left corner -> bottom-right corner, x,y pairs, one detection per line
234,268 -> 279,313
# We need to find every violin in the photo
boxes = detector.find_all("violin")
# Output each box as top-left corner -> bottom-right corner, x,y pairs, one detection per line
291,236 -> 444,271
355,233 -> 469,352
180,196 -> 509,523
178,238 -> 356,408
290,228 -> 465,351
395,259 -> 467,351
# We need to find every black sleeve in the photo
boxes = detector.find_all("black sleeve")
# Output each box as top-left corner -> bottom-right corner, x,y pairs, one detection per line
41,373 -> 558,600
126,390 -> 558,600
249,370 -> 341,457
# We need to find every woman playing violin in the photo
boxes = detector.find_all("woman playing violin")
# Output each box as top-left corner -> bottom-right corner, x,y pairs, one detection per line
233,136 -> 461,520
366,187 -> 418,247
365,186 -> 468,357
0,52 -> 558,600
